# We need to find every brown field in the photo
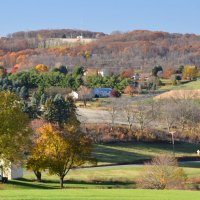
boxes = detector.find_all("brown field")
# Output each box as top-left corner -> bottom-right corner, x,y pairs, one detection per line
154,90 -> 200,100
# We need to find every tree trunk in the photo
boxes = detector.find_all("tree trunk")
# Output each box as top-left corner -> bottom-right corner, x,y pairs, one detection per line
84,100 -> 87,107
34,170 -> 41,182
60,177 -> 64,188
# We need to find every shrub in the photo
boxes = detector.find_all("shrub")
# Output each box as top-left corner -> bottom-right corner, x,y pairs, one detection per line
124,85 -> 134,95
110,90 -> 121,97
137,155 -> 187,189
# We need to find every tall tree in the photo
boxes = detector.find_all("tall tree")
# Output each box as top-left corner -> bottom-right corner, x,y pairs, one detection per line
0,92 -> 32,165
42,95 -> 74,127
28,121 -> 95,188
77,86 -> 93,107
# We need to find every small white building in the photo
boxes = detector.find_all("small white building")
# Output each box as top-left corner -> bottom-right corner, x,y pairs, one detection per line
98,68 -> 111,77
69,91 -> 79,100
0,160 -> 23,180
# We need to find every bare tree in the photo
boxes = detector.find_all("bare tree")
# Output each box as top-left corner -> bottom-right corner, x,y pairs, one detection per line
137,155 -> 186,189
119,98 -> 134,131
108,98 -> 121,131
133,100 -> 158,134
78,86 -> 93,107
160,99 -> 178,156
160,98 -> 200,155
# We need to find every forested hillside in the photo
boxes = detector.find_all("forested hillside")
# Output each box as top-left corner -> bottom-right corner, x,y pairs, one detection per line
1,29 -> 200,73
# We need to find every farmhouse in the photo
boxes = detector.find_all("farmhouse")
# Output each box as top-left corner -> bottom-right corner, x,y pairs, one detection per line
0,160 -> 23,180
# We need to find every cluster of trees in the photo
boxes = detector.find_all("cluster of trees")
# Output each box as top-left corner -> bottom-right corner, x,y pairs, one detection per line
85,30 -> 200,70
163,65 -> 199,85
9,29 -> 106,39
27,120 -> 95,188
86,75 -> 131,92
0,77 -> 29,99
9,65 -> 84,90
2,30 -> 200,74
0,29 -> 105,51
109,96 -> 200,147
0,90 -> 95,188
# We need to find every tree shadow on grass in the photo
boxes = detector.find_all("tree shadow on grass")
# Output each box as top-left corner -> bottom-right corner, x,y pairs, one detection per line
62,180 -> 136,189
93,141 -> 200,165
7,178 -> 59,189
7,178 -> 135,189
93,143 -> 150,164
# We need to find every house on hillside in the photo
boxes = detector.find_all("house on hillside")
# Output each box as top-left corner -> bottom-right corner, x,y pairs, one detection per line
84,67 -> 111,77
98,68 -> 111,77
131,73 -> 140,80
84,68 -> 98,76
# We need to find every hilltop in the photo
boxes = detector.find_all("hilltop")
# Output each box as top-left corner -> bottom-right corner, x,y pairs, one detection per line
1,29 -> 200,72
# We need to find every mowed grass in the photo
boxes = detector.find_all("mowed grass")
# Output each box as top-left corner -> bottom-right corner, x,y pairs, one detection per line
176,80 -> 200,90
93,142 -> 200,165
0,142 -> 200,191
2,163 -> 200,190
0,189 -> 200,200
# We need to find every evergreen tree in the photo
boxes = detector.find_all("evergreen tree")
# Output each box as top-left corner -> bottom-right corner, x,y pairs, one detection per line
39,93 -> 47,106
19,86 -> 29,100
42,95 -> 70,127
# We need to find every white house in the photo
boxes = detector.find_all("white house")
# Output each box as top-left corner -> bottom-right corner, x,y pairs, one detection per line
69,91 -> 79,100
98,68 -> 110,77
0,160 -> 23,180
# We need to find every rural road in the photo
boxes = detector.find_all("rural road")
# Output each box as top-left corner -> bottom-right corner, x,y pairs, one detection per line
76,93 -> 161,125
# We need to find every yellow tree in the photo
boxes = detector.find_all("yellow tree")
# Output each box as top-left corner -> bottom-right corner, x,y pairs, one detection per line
183,65 -> 198,80
0,91 -> 32,166
35,64 -> 49,73
28,119 -> 95,188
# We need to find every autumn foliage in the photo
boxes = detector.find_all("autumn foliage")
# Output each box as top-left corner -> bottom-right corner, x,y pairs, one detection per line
35,64 -> 49,73
27,120 -> 95,188
124,85 -> 134,95
183,65 -> 198,80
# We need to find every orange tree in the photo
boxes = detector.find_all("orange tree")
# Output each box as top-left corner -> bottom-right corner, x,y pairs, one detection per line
35,64 -> 49,73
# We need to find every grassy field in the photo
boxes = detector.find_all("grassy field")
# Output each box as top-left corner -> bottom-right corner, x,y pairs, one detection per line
176,80 -> 200,90
158,80 -> 200,92
93,142 -> 200,165
0,189 -> 200,200
1,162 -> 200,190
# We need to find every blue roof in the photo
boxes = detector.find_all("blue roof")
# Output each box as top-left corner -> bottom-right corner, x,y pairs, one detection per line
93,88 -> 112,91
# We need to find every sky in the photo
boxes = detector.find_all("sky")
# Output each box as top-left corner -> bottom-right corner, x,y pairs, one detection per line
1,0 -> 200,36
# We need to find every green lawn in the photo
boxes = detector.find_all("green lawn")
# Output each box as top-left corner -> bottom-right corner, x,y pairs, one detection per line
0,142 -> 200,192
176,80 -> 200,90
93,142 -> 200,165
155,78 -> 200,92
1,164 -> 200,190
0,189 -> 200,200
158,80 -> 200,91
